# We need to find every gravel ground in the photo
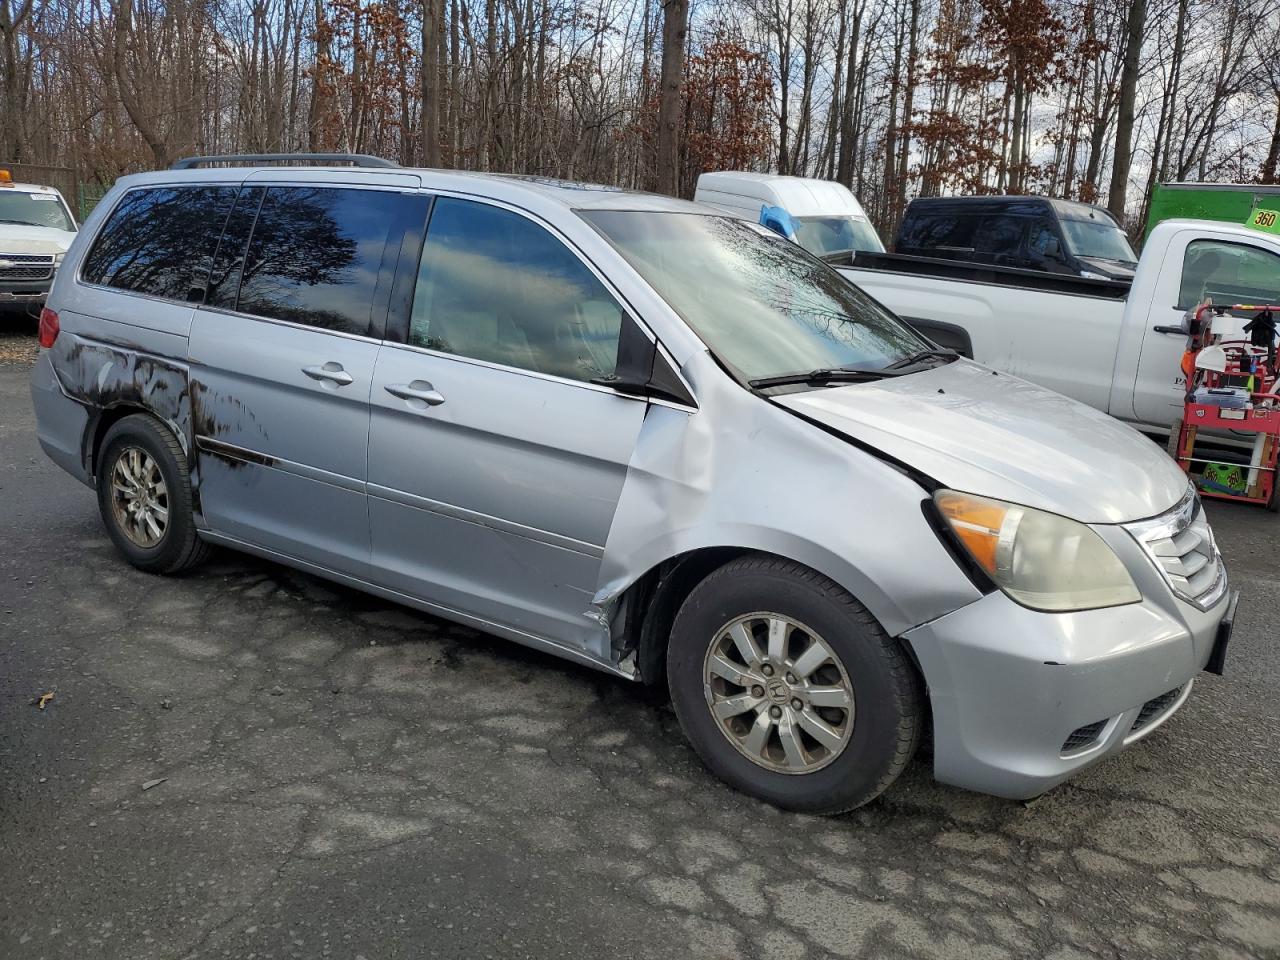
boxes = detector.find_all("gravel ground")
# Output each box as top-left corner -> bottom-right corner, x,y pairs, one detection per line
0,311 -> 38,365
1,363 -> 1278,960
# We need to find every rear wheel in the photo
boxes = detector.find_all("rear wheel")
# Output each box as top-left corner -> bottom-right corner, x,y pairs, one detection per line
667,555 -> 923,814
96,414 -> 210,574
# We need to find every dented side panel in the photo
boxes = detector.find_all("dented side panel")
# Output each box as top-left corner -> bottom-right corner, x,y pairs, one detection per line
592,351 -> 984,654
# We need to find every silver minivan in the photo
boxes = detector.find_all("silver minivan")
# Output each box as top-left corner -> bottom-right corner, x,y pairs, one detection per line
31,156 -> 1236,813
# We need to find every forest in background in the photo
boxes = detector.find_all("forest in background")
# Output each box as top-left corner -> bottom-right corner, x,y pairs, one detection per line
1,0 -> 1278,237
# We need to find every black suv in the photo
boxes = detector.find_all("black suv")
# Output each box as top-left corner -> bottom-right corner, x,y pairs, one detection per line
894,195 -> 1138,281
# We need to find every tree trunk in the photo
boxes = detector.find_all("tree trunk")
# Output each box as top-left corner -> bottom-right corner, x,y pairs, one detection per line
1263,91 -> 1280,184
421,0 -> 441,165
655,0 -> 688,196
1107,0 -> 1146,222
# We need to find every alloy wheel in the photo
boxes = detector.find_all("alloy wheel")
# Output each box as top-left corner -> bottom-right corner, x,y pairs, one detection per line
702,612 -> 855,774
109,446 -> 169,548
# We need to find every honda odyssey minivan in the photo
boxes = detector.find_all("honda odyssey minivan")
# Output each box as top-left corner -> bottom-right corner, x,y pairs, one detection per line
31,155 -> 1236,813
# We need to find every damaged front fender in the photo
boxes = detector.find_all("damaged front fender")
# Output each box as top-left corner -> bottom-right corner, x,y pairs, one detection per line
590,351 -> 984,671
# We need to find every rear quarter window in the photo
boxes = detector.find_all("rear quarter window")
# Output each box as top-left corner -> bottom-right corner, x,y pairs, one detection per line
80,186 -> 239,301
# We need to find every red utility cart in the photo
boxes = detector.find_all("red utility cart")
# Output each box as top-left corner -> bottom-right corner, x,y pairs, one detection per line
1171,305 -> 1279,511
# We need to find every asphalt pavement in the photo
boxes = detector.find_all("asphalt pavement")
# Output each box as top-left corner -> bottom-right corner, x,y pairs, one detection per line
1,352 -> 1278,960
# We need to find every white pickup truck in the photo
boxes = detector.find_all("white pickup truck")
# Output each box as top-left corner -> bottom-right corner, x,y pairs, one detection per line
835,219 -> 1280,433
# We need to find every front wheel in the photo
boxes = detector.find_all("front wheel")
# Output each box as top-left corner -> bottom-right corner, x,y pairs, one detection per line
667,555 -> 924,814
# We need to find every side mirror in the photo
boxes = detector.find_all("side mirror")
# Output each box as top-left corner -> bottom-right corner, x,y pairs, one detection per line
759,205 -> 797,241
590,315 -> 695,406
1042,236 -> 1062,260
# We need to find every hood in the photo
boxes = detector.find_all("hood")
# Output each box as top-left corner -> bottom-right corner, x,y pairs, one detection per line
0,224 -> 76,255
1076,256 -> 1136,280
774,359 -> 1187,524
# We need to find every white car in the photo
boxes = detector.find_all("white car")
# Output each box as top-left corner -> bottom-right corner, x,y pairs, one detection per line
0,171 -> 78,312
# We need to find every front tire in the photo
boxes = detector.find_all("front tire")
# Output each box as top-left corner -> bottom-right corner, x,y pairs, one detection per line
96,414 -> 210,574
667,555 -> 923,814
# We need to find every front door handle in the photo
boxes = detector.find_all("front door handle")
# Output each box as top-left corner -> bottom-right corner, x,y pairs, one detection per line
1152,325 -> 1185,335
385,381 -> 446,406
302,362 -> 355,386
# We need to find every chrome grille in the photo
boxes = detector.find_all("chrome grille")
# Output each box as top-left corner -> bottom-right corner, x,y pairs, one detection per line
0,253 -> 54,281
1125,487 -> 1226,610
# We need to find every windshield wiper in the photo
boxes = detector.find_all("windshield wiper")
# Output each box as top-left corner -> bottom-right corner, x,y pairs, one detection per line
881,348 -> 958,372
749,367 -> 896,389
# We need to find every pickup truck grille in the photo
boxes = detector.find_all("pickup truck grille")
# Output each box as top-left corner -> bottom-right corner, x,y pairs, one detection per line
1125,487 -> 1227,611
0,253 -> 54,282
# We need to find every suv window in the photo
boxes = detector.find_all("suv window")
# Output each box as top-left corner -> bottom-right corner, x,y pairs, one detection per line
1178,239 -> 1280,310
971,215 -> 1025,263
409,197 -> 622,382
80,186 -> 238,300
236,186 -> 407,336
898,211 -> 978,254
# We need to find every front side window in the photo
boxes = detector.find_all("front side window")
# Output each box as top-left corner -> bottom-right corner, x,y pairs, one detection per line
0,189 -> 74,231
236,186 -> 406,336
1178,239 -> 1280,310
80,186 -> 238,300
582,211 -> 926,382
409,197 -> 622,382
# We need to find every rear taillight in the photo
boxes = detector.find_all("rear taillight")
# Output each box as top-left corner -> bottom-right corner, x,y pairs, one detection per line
37,307 -> 59,348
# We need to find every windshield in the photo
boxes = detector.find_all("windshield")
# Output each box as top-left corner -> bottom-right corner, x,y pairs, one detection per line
581,211 -> 927,381
0,190 -> 74,230
1060,217 -> 1136,264
793,215 -> 885,257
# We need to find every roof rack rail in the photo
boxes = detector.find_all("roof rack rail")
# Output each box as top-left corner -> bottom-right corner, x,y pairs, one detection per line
171,153 -> 399,170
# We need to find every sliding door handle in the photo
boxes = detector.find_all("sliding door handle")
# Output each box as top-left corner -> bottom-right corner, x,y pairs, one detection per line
385,381 -> 446,406
302,363 -> 355,386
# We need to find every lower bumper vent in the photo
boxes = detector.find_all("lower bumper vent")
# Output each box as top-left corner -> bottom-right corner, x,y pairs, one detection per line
1131,686 -> 1182,734
1062,719 -> 1107,753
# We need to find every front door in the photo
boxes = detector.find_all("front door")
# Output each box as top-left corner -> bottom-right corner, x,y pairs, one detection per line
367,196 -> 648,655
189,183 -> 429,576
1132,229 -> 1280,427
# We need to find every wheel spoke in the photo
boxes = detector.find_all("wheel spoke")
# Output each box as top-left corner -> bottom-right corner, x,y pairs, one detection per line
713,693 -> 763,720
151,504 -> 169,522
727,622 -> 761,667
777,711 -> 807,767
791,640 -> 830,680
741,709 -> 773,758
707,652 -> 753,688
798,708 -> 844,752
142,511 -> 162,541
806,685 -> 852,710
766,617 -> 788,663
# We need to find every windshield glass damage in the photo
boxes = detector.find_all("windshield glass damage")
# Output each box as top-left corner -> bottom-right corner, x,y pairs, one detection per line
581,210 -> 928,383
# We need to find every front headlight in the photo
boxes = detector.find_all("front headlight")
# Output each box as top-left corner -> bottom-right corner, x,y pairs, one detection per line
52,252 -> 65,266
934,490 -> 1141,612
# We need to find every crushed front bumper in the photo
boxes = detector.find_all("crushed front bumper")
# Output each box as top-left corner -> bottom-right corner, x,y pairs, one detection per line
902,584 -> 1232,800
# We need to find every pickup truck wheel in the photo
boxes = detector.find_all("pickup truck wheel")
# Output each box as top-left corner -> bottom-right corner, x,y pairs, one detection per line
667,555 -> 923,814
96,414 -> 210,574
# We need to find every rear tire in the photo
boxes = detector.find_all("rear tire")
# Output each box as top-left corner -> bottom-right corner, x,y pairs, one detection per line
666,554 -> 923,814
96,414 -> 210,574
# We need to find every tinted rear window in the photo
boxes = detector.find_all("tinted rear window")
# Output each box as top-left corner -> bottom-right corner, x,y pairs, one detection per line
235,186 -> 406,336
81,186 -> 239,300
